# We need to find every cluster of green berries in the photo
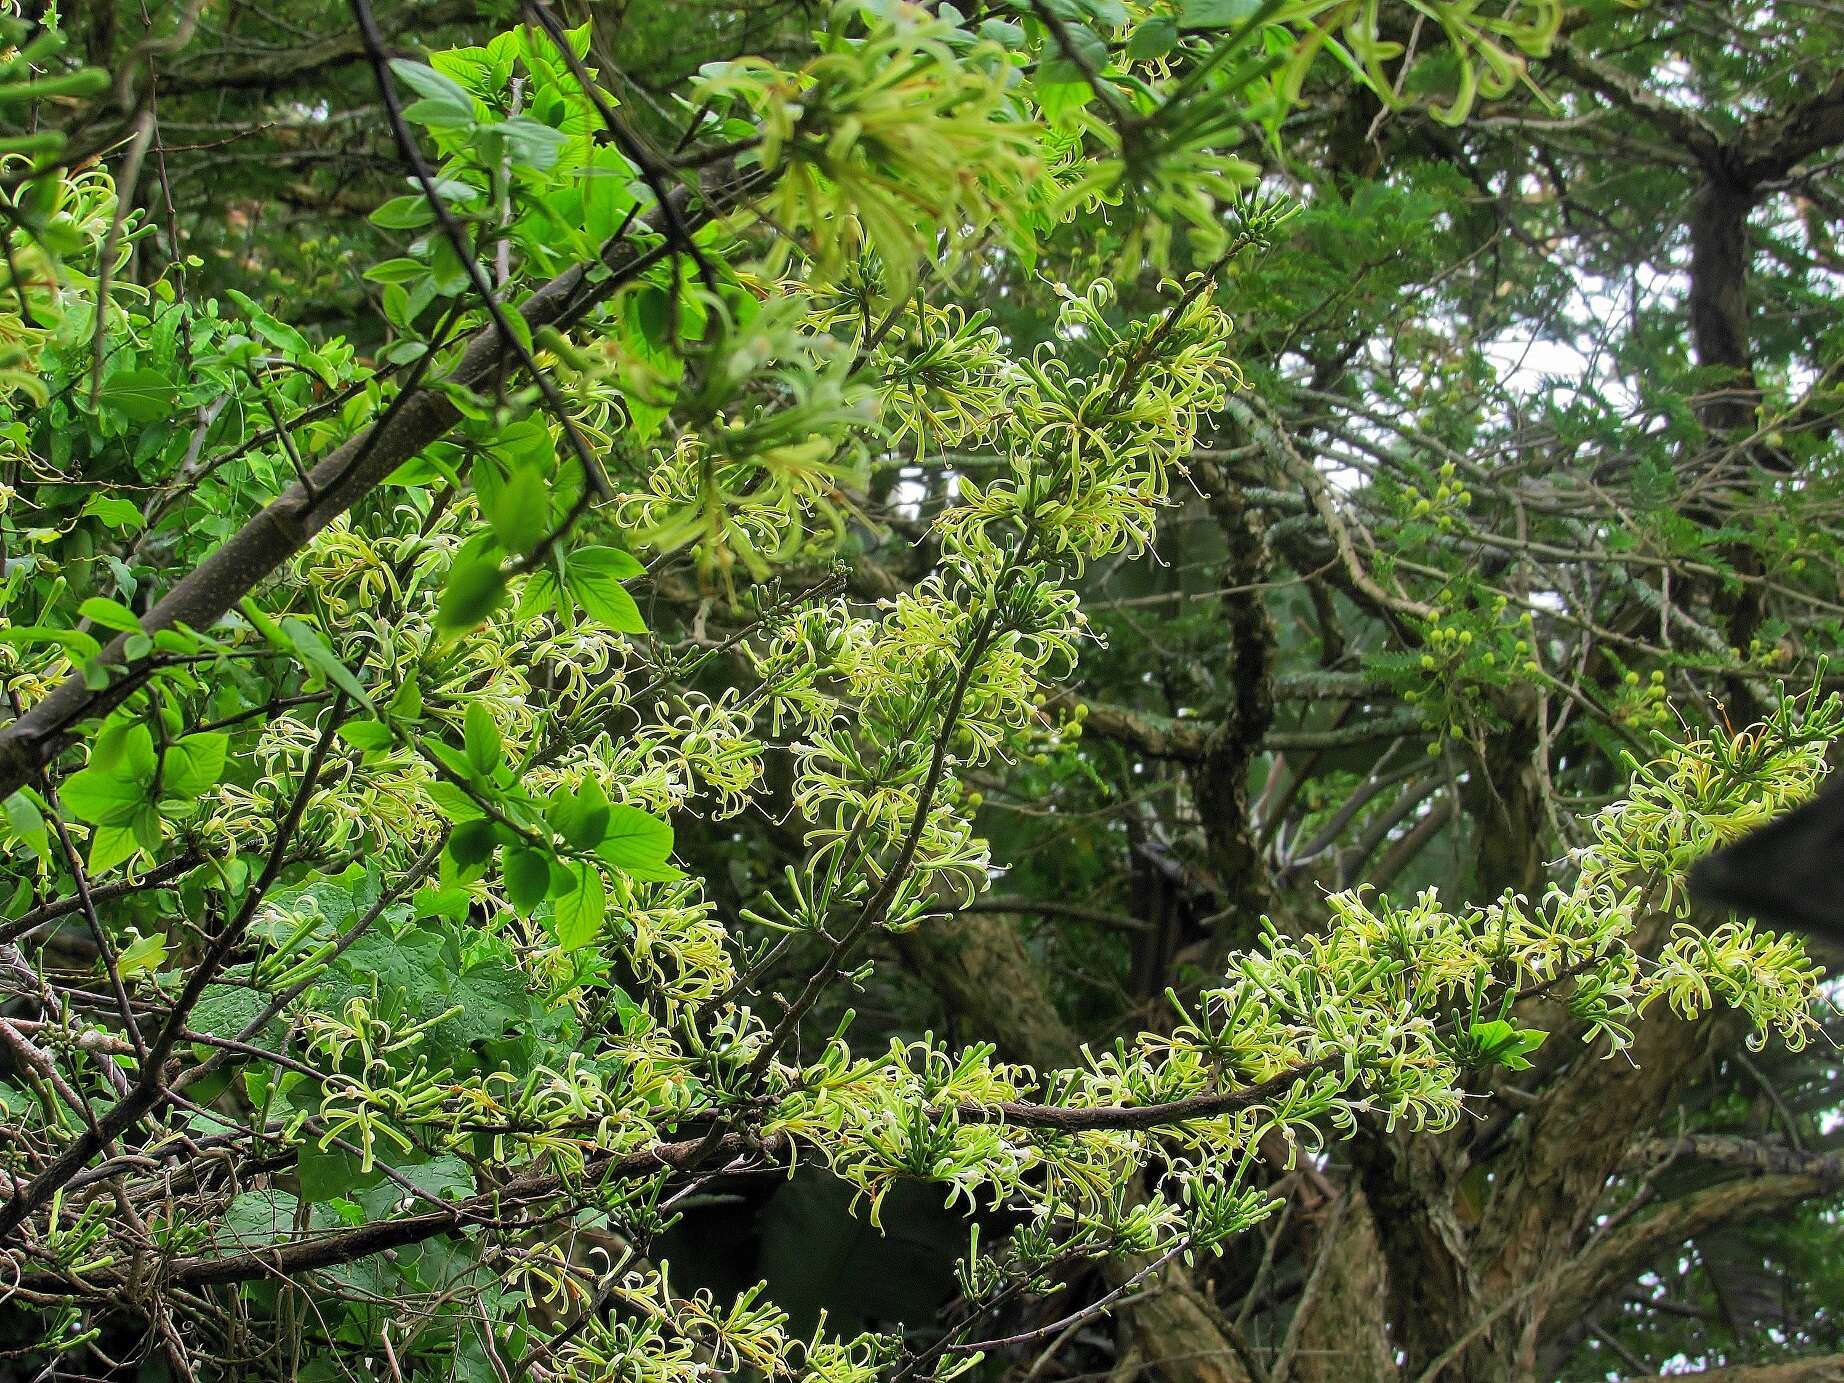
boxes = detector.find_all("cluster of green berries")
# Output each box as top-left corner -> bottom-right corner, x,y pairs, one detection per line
1406,462 -> 1474,525
1613,668 -> 1671,730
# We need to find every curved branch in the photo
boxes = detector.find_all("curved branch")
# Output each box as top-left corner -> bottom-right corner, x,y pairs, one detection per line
1551,1164 -> 1844,1333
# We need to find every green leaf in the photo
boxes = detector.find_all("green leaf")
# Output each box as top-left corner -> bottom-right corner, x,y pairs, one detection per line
81,495 -> 144,531
1038,22 -> 1109,86
3,790 -> 48,857
551,860 -> 605,952
79,597 -> 142,634
502,847 -> 549,914
566,547 -> 647,632
1178,0 -> 1259,26
355,1153 -> 474,1217
238,596 -> 289,651
550,779 -> 610,851
61,765 -> 149,828
299,1145 -> 382,1205
91,721 -> 158,779
427,235 -> 476,295
363,257 -> 428,284
583,148 -> 639,242
1469,1018 -> 1549,1071
426,780 -> 487,822
192,983 -> 276,1040
1077,0 -> 1130,25
485,464 -> 549,556
448,817 -> 500,868
390,59 -> 476,127
595,804 -> 674,873
390,59 -> 474,108
87,822 -> 144,873
425,738 -> 479,783
389,677 -> 424,722
404,96 -> 477,129
1126,16 -> 1179,59
116,929 -> 167,978
498,115 -> 568,170
0,626 -> 101,660
340,719 -> 396,753
281,617 -> 377,712
463,702 -> 503,778
225,288 -> 315,361
216,1190 -> 303,1250
161,733 -> 229,799
371,195 -> 437,230
1034,75 -> 1093,126
437,553 -> 508,636
96,368 -> 177,424
516,566 -> 560,622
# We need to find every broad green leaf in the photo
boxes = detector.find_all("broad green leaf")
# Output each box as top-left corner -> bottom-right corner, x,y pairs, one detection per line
87,822 -> 144,873
437,553 -> 508,636
161,733 -> 229,799
485,465 -> 548,556
225,288 -> 314,360
90,721 -> 158,779
0,625 -> 101,660
363,257 -> 427,284
595,804 -> 674,872
404,96 -> 477,130
339,719 -> 396,753
116,929 -> 167,978
1038,22 -> 1109,86
516,566 -> 560,621
551,860 -> 605,952
498,115 -> 568,170
81,495 -> 144,531
502,847 -> 549,914
583,148 -> 639,242
3,790 -> 48,857
60,764 -> 149,827
192,983 -> 276,1040
1179,0 -> 1260,24
389,677 -> 424,722
566,547 -> 647,633
463,702 -> 503,778
390,59 -> 474,108
96,368 -> 177,424
389,59 -> 476,127
550,779 -> 610,851
448,817 -> 499,868
426,780 -> 487,822
299,1145 -> 382,1205
79,597 -> 142,633
215,1190 -> 304,1250
355,1153 -> 474,1217
371,195 -> 437,230
1127,16 -> 1179,59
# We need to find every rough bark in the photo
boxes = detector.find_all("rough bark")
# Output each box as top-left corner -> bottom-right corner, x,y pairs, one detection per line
1113,1271 -> 1256,1383
1284,1186 -> 1399,1383
895,914 -> 1080,1074
1462,687 -> 1547,898
1192,477 -> 1279,952
1468,1009 -> 1737,1375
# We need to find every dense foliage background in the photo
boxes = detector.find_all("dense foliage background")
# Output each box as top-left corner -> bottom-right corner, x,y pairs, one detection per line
2,1 -> 1843,1380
